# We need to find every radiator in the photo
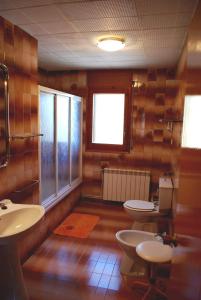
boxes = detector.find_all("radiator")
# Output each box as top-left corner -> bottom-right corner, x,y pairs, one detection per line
103,168 -> 150,202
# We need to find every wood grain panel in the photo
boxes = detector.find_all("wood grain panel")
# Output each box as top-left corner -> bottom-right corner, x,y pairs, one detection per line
87,69 -> 133,88
168,3 -> 201,297
0,16 -> 38,200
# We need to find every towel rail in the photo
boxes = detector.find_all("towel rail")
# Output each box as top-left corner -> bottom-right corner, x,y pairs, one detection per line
14,180 -> 39,193
10,133 -> 43,140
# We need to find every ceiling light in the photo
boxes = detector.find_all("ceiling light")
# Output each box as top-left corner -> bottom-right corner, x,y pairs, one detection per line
97,37 -> 125,52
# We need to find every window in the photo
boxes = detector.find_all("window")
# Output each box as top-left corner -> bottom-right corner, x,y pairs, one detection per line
86,88 -> 131,152
40,86 -> 82,211
182,95 -> 201,149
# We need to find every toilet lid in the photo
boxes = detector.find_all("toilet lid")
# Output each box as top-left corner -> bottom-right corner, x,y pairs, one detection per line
124,200 -> 154,211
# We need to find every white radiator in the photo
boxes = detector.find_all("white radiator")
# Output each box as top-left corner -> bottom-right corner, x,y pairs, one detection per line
103,168 -> 150,202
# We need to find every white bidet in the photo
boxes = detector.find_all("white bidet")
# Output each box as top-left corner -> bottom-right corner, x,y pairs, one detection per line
116,229 -> 161,276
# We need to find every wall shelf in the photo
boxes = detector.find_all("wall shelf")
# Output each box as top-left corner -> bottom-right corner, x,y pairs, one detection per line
158,118 -> 183,133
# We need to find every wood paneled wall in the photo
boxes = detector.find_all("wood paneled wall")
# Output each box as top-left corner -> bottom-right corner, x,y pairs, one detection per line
39,68 -> 87,96
0,16 -> 38,204
168,74 -> 201,299
168,2 -> 201,298
85,69 -> 179,198
0,16 -> 81,261
39,68 -> 179,199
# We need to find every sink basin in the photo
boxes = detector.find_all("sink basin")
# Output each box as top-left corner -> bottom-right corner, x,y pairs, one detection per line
0,199 -> 45,300
0,199 -> 45,243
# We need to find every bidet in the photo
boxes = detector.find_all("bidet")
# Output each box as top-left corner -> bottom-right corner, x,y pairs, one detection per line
116,229 -> 162,276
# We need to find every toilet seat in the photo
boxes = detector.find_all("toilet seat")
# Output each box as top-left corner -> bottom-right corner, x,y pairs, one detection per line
124,200 -> 154,211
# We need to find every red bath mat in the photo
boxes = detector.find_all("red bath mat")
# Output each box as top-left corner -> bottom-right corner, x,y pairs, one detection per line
53,213 -> 100,238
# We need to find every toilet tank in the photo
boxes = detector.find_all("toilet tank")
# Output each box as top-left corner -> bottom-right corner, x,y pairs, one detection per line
158,177 -> 173,212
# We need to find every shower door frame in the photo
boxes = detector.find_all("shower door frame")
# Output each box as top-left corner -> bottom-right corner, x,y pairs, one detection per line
39,86 -> 82,211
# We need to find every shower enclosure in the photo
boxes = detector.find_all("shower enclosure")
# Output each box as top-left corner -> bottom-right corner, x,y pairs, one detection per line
39,86 -> 82,210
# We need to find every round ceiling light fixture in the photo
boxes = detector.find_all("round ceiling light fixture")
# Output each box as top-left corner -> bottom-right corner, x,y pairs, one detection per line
97,37 -> 125,52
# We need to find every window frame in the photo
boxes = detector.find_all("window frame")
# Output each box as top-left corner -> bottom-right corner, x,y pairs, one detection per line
86,87 -> 131,152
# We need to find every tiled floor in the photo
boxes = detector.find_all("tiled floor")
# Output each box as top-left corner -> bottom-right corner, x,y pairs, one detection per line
23,200 -> 167,300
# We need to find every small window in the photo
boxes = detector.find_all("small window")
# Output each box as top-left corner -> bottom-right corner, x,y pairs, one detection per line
182,95 -> 201,149
86,88 -> 131,152
92,93 -> 125,144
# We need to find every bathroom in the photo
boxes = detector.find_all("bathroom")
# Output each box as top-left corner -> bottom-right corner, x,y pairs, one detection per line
0,0 -> 201,299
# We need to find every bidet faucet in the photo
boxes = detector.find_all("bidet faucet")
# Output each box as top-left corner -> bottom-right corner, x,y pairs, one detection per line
155,231 -> 166,239
155,232 -> 177,247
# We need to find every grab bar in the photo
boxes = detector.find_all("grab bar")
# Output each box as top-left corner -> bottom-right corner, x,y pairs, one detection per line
14,180 -> 39,193
10,133 -> 44,140
0,64 -> 10,168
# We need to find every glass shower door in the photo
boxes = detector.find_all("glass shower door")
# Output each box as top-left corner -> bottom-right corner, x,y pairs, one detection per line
40,87 -> 82,209
40,91 -> 56,202
71,96 -> 82,182
57,95 -> 70,192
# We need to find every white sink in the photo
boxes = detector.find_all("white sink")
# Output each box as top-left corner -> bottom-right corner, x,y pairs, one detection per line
0,199 -> 45,300
0,199 -> 45,243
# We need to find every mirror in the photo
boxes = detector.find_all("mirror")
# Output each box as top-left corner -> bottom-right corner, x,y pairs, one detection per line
0,64 -> 9,168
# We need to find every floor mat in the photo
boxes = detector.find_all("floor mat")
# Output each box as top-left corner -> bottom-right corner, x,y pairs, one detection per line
53,213 -> 100,238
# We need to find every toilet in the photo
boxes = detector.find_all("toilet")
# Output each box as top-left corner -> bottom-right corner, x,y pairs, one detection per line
123,199 -> 156,221
123,177 -> 173,232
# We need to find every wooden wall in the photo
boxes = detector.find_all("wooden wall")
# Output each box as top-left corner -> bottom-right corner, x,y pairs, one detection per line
0,16 -> 81,261
39,68 -> 179,199
168,76 -> 201,299
168,2 -> 201,298
85,69 -> 179,198
0,16 -> 38,204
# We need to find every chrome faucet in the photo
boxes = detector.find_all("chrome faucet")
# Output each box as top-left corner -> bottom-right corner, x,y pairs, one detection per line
155,232 -> 177,247
0,202 -> 7,209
